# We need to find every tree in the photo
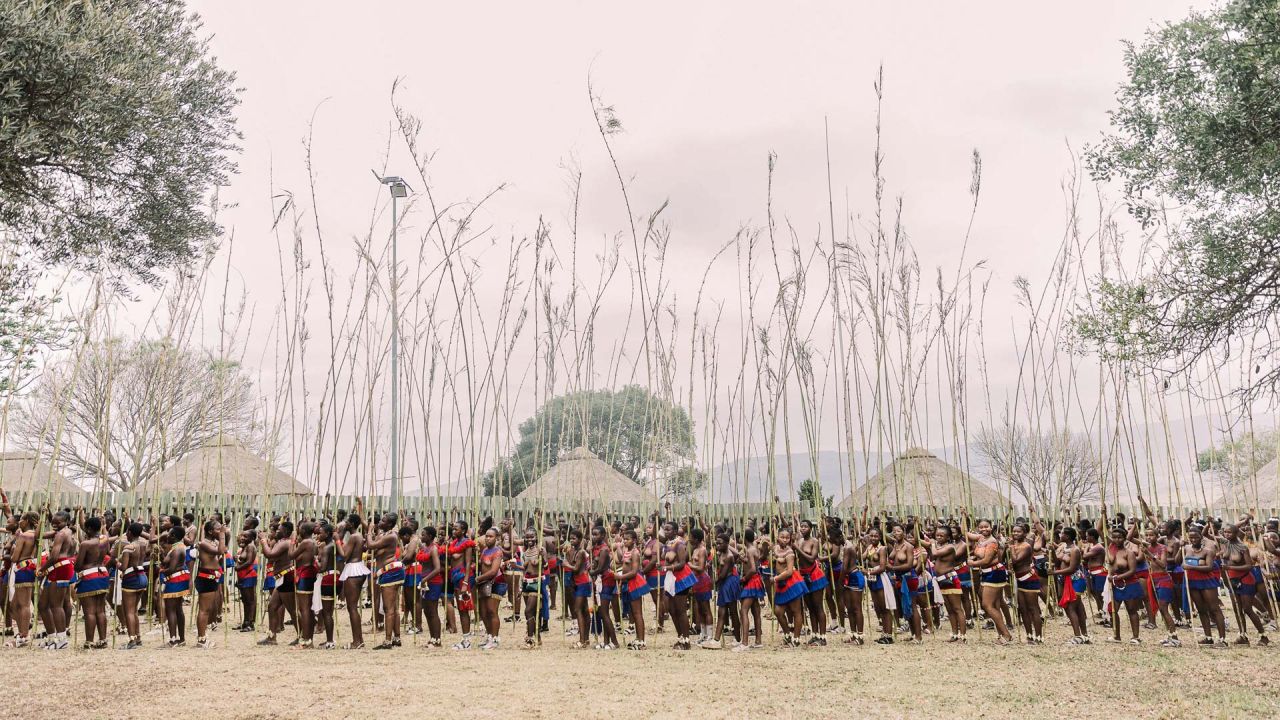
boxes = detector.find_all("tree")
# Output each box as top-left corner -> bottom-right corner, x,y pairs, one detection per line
484,385 -> 695,497
660,466 -> 708,503
0,250 -> 70,395
1195,430 -> 1279,496
0,0 -> 240,281
10,336 -> 269,491
798,477 -> 832,514
975,421 -> 1101,510
1079,1 -> 1280,398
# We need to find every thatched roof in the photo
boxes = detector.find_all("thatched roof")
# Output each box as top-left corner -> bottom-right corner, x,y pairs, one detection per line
1214,459 -> 1280,509
150,439 -> 311,496
0,451 -> 84,497
837,448 -> 1005,510
515,446 -> 654,503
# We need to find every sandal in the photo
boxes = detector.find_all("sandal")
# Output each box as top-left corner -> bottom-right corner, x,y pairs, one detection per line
342,642 -> 365,650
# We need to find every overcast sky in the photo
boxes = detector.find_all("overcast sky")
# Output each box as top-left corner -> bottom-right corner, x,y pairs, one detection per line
159,1 -> 1242,498
190,1 -> 1202,284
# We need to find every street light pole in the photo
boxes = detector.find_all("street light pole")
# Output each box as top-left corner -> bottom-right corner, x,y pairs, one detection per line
379,175 -> 409,511
390,188 -> 399,512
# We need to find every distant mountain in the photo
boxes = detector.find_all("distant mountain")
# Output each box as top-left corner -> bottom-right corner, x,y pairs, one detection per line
402,478 -> 475,497
701,414 -> 1242,507
703,450 -> 888,503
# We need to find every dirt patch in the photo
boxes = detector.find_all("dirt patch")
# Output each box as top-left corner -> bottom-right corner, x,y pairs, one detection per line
6,605 -> 1276,719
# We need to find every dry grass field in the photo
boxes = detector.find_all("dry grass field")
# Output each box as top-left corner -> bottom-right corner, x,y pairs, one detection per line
7,603 -> 1277,720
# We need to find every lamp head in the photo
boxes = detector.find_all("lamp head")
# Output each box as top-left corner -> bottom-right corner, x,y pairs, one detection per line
374,172 -> 411,198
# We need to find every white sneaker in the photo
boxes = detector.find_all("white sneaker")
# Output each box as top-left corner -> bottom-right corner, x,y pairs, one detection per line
479,636 -> 498,650
452,636 -> 472,650
698,638 -> 721,649
730,642 -> 750,652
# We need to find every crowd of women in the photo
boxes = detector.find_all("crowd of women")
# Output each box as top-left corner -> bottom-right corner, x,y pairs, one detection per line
2,493 -> 1277,652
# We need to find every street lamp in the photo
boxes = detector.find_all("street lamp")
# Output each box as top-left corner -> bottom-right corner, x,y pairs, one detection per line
377,174 -> 410,510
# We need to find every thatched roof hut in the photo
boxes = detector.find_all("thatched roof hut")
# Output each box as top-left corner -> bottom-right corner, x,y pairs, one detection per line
150,439 -> 310,496
0,451 -> 84,497
837,448 -> 1005,511
1213,459 -> 1280,509
515,447 -> 654,503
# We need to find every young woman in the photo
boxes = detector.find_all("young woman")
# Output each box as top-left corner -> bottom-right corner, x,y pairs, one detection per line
561,528 -> 591,649
116,521 -> 149,649
1134,525 -> 1177,647
418,526 -> 444,647
796,519 -> 830,646
233,529 -> 258,633
1008,521 -> 1044,644
863,527 -> 894,644
399,524 -> 422,635
923,524 -> 965,643
615,528 -> 650,650
705,532 -> 740,648
822,520 -> 847,634
688,527 -> 715,645
589,524 -> 619,650
518,526 -> 546,649
1221,521 -> 1270,645
315,522 -> 340,649
445,520 -> 476,648
770,528 -> 808,648
192,519 -> 227,648
661,521 -> 699,649
3,511 -> 38,648
1083,528 -> 1109,625
1107,524 -> 1146,643
1051,526 -> 1090,644
1183,523 -> 1227,647
474,528 -> 506,650
158,526 -> 190,647
966,518 -> 1013,644
834,527 -> 865,644
885,522 -> 923,643
73,516 -> 111,649
733,528 -> 765,651
338,513 -> 370,649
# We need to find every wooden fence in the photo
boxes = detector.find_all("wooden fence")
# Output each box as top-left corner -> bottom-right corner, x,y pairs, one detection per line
5,490 -> 1275,526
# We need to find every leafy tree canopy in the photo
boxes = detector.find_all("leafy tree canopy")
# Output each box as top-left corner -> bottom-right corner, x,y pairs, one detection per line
484,385 -> 695,497
798,477 -> 832,513
0,0 -> 241,281
1079,0 -> 1280,397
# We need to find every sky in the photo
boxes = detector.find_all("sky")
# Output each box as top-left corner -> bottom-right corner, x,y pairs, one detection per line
112,1 -> 1245,500
189,1 -> 1202,284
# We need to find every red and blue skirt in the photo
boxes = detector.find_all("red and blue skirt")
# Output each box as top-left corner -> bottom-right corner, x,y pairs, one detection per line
667,565 -> 697,596
774,572 -> 808,605
739,573 -> 766,600
75,566 -> 111,598
162,570 -> 191,599
800,563 -> 828,593
626,573 -> 650,602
